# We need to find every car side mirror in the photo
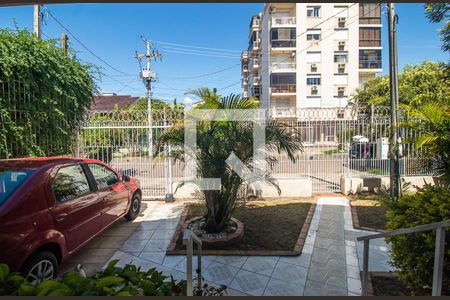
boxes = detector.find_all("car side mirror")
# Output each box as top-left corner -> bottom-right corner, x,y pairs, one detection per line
122,175 -> 131,182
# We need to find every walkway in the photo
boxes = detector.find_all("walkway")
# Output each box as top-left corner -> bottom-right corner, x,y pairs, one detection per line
104,197 -> 393,296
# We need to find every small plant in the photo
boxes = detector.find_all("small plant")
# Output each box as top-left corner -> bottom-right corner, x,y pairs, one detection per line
385,184 -> 450,295
0,260 -> 188,296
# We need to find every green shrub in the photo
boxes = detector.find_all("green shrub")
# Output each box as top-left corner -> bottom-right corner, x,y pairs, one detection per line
385,184 -> 450,294
0,260 -> 187,296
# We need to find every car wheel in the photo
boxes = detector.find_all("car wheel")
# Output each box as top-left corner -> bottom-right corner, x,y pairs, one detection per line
21,251 -> 58,285
125,192 -> 141,221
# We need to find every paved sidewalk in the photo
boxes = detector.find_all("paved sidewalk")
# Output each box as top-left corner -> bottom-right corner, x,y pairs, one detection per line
103,197 -> 394,296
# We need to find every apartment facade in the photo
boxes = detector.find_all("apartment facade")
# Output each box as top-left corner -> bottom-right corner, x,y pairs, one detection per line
241,3 -> 382,118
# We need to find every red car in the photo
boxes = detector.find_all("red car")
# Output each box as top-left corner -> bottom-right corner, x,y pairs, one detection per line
0,157 -> 141,284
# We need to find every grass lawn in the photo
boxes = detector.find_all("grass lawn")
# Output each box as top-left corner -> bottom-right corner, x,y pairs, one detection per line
350,193 -> 388,231
173,199 -> 313,252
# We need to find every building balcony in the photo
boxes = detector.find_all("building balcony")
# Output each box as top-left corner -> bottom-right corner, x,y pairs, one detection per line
359,59 -> 382,70
242,78 -> 248,88
251,58 -> 260,71
241,52 -> 249,61
271,17 -> 296,27
359,17 -> 381,25
242,65 -> 249,76
271,84 -> 296,95
271,39 -> 296,49
271,62 -> 296,72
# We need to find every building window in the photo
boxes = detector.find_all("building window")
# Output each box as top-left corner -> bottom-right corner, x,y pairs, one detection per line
334,52 -> 348,63
306,51 -> 321,63
270,73 -> 296,93
359,49 -> 381,69
271,28 -> 296,47
307,6 -> 321,18
307,75 -> 321,86
306,29 -> 321,41
359,28 -> 381,47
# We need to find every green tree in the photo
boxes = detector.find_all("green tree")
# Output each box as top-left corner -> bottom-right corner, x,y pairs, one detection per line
351,61 -> 449,107
425,3 -> 450,53
0,29 -> 98,158
155,88 -> 302,233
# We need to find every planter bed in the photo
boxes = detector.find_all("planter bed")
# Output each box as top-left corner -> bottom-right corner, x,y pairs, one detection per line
167,198 -> 315,256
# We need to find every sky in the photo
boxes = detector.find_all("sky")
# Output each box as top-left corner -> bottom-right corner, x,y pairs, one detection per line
0,3 -> 448,103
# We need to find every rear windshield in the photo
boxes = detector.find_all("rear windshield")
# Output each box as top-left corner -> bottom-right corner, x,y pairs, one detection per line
0,169 -> 34,205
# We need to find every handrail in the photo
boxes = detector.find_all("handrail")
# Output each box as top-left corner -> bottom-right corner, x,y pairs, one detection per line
357,220 -> 449,296
183,229 -> 203,296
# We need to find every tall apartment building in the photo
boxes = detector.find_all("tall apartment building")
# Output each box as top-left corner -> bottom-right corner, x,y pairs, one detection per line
241,3 -> 382,118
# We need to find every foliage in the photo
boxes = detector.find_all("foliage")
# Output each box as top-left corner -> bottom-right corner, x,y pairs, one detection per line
132,97 -> 184,110
425,3 -> 450,53
0,29 -> 98,158
351,61 -> 449,107
0,260 -> 187,296
155,88 -> 302,233
385,185 -> 450,294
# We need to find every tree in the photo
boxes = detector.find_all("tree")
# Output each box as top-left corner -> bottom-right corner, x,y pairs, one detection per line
155,88 -> 302,233
351,61 -> 449,107
425,3 -> 450,53
0,29 -> 98,158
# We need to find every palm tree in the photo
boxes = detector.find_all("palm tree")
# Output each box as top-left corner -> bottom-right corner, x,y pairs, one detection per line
156,88 -> 302,233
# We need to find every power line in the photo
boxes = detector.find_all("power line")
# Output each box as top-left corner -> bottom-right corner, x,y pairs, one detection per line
168,63 -> 240,80
44,7 -> 134,76
153,40 -> 242,53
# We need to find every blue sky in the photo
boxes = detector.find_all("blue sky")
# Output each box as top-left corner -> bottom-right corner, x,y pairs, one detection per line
0,3 -> 448,103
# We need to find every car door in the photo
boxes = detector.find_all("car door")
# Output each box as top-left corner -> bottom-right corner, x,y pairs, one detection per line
86,163 -> 129,228
50,164 -> 102,253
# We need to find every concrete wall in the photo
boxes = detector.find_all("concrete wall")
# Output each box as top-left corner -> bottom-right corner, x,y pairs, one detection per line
173,178 -> 313,199
340,176 -> 436,195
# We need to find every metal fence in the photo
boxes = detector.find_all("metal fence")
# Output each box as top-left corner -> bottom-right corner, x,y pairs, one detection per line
76,107 -> 435,198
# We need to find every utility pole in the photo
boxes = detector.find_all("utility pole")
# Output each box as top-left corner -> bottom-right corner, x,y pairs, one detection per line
387,3 -> 401,201
61,33 -> 69,55
33,4 -> 41,40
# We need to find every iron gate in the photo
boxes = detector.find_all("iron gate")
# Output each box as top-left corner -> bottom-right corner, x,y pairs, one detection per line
76,107 -> 434,198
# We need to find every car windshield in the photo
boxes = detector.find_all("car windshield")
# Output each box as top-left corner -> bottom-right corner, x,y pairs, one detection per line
0,169 -> 34,205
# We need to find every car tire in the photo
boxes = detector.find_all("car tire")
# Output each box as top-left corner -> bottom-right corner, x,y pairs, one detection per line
125,192 -> 141,221
21,251 -> 58,285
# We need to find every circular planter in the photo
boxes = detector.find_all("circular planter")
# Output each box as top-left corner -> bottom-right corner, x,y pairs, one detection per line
184,217 -> 244,247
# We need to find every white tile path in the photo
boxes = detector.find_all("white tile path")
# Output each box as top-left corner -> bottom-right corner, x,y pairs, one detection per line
104,197 -> 394,296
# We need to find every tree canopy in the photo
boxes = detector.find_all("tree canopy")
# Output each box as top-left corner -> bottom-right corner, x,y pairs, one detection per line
0,29 -> 98,158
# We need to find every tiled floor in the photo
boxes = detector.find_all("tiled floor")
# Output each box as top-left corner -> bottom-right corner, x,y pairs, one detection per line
72,197 -> 394,296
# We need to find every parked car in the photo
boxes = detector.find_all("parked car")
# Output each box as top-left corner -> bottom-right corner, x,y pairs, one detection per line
0,157 -> 141,284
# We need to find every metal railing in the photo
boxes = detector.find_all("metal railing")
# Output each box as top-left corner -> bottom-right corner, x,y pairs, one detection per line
359,39 -> 381,47
271,62 -> 296,71
357,220 -> 450,296
359,59 -> 382,69
271,39 -> 296,48
183,229 -> 203,296
271,84 -> 296,93
271,17 -> 296,26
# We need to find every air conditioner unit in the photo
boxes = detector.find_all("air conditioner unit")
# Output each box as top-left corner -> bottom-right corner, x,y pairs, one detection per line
310,63 -> 318,71
338,64 -> 346,73
311,85 -> 318,91
338,41 -> 346,50
337,109 -> 345,119
338,87 -> 345,92
338,17 -> 346,27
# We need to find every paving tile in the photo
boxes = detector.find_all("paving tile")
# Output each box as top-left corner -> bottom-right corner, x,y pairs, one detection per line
214,256 -> 248,268
139,251 -> 166,264
229,269 -> 270,296
307,263 -> 347,288
303,278 -> 348,296
279,253 -> 311,268
137,221 -> 160,231
162,255 -> 185,268
346,264 -> 360,280
302,243 -> 314,254
142,239 -> 170,251
156,221 -> 180,230
173,257 -> 215,275
67,248 -> 117,264
120,239 -> 149,252
86,236 -> 128,249
128,230 -> 155,240
102,226 -> 136,237
241,256 -> 278,276
263,277 -> 304,296
150,229 -> 176,240
271,261 -> 308,285
347,277 -> 362,294
202,261 -> 240,286
107,250 -> 158,271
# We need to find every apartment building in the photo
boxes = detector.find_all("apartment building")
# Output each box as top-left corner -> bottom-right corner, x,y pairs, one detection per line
241,3 -> 382,118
